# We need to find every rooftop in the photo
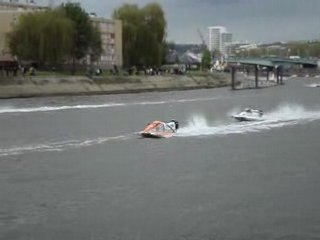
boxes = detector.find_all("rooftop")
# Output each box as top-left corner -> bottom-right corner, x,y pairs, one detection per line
0,1 -> 48,10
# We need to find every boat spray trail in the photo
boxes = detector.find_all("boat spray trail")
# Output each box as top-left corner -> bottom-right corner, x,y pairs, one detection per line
0,134 -> 133,157
178,104 -> 320,137
0,95 -> 252,115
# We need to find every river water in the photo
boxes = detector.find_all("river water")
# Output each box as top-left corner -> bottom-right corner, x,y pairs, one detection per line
0,77 -> 320,240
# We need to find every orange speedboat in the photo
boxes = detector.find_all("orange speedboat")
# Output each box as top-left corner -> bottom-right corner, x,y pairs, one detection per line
139,120 -> 178,138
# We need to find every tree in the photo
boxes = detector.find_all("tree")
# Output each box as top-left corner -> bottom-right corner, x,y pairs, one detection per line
8,9 -> 74,64
60,2 -> 101,73
113,4 -> 142,68
166,41 -> 176,52
142,3 -> 167,66
7,3 -> 102,72
201,48 -> 211,70
88,25 -> 103,63
309,42 -> 320,57
113,3 -> 166,68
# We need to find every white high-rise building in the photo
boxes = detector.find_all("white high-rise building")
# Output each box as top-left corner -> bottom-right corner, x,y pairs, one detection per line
221,32 -> 233,56
208,26 -> 232,56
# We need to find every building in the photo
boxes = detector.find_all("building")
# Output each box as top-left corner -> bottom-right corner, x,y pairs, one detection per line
0,1 -> 47,56
221,32 -> 232,57
91,16 -> 123,69
224,42 -> 257,57
0,1 -> 123,69
0,1 -> 46,10
208,26 -> 225,52
208,26 -> 233,57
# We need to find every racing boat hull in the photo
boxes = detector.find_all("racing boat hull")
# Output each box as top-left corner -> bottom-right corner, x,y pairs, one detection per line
232,115 -> 262,122
139,120 -> 176,139
139,132 -> 174,138
232,109 -> 264,122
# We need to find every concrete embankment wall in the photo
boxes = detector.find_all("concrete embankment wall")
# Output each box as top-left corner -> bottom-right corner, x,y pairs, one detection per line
0,73 -> 230,99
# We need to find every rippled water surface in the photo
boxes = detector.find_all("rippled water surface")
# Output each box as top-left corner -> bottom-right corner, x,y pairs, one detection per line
1,78 -> 320,240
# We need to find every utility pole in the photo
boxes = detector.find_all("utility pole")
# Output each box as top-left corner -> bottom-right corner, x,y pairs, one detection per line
197,28 -> 207,50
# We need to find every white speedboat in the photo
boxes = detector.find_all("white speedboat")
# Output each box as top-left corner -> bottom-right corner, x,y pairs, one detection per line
232,108 -> 264,122
307,83 -> 320,88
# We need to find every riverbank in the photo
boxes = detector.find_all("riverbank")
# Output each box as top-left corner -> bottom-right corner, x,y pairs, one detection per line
0,73 -> 230,99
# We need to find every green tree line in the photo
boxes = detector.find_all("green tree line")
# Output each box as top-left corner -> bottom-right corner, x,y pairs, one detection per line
201,48 -> 211,70
287,42 -> 320,57
7,2 -> 168,71
112,3 -> 167,68
236,41 -> 320,58
7,2 -> 102,72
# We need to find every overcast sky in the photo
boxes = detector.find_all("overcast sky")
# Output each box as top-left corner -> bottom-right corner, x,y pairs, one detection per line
54,0 -> 320,44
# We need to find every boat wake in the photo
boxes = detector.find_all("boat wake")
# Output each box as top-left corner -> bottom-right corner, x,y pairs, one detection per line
305,83 -> 320,88
0,103 -> 126,114
1,104 -> 319,157
0,134 -> 132,157
178,105 -> 320,137
0,97 -> 225,115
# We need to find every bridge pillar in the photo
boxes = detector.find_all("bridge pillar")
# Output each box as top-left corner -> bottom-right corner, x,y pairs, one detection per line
275,66 -> 284,85
255,65 -> 259,88
231,66 -> 236,90
276,66 -> 280,84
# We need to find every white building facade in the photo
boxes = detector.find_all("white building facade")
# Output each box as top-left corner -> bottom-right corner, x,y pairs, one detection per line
208,26 -> 232,57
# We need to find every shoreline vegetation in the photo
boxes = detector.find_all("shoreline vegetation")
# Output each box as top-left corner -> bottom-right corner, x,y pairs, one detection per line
0,72 -> 230,99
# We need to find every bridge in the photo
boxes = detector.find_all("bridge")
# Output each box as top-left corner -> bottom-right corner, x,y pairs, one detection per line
227,57 -> 318,68
226,57 -> 319,90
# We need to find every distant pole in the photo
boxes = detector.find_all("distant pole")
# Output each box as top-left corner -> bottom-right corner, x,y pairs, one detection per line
231,66 -> 236,90
255,65 -> 259,88
280,66 -> 284,85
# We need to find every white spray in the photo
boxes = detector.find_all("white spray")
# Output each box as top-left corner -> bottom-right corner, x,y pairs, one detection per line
178,104 -> 320,137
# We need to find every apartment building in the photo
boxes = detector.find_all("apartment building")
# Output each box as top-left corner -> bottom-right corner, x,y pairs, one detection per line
91,16 -> 123,68
208,26 -> 233,57
0,1 -> 123,68
0,1 -> 47,56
